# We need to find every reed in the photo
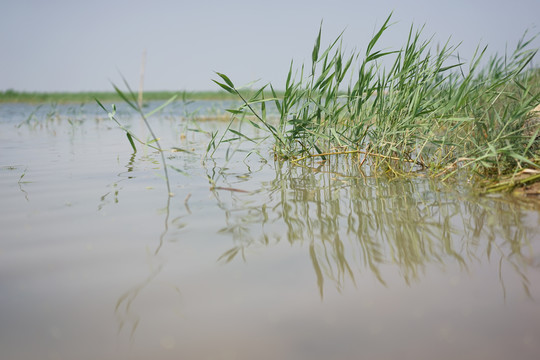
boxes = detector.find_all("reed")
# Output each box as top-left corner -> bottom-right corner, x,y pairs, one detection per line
96,78 -> 176,197
214,13 -> 539,183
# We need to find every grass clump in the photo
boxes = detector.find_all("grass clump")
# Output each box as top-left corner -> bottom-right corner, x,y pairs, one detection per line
214,14 -> 539,183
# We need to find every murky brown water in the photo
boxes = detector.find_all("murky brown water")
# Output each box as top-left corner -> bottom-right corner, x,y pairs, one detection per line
1,102 -> 539,360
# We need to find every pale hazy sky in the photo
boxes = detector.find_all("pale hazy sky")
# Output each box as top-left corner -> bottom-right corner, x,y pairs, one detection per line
1,0 -> 539,92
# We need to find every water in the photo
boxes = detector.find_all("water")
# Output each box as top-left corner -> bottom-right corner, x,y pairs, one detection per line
1,101 -> 539,360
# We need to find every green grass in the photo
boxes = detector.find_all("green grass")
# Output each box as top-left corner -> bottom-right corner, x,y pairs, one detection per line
96,79 -> 175,197
213,13 -> 540,183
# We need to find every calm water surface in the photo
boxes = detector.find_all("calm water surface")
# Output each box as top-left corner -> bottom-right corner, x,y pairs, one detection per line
1,101 -> 539,360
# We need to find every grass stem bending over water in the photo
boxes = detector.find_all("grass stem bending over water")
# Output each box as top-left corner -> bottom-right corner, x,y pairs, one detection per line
96,79 -> 176,196
213,13 -> 540,184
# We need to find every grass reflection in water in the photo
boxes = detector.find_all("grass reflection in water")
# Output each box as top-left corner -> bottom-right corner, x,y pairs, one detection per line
211,156 -> 535,299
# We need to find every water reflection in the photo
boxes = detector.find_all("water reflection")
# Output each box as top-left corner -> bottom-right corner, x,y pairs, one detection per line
211,157 -> 537,299
96,124 -> 538,343
3,103 -> 538,359
99,151 -> 181,338
98,153 -> 136,210
115,253 -> 166,339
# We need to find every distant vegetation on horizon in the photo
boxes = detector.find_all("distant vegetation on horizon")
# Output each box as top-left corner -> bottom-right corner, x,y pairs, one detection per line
0,89 -> 246,103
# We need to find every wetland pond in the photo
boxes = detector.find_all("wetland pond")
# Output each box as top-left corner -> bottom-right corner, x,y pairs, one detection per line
1,100 -> 540,360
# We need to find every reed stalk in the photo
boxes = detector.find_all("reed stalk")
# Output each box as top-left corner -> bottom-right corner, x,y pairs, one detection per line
96,78 -> 177,197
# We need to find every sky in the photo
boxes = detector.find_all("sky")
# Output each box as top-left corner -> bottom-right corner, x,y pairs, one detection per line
1,0 -> 539,92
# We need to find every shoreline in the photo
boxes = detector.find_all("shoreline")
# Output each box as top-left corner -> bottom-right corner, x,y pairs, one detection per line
0,90 -> 244,104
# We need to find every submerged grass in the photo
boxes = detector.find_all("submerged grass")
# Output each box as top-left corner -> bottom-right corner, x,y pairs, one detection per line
214,14 -> 540,187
